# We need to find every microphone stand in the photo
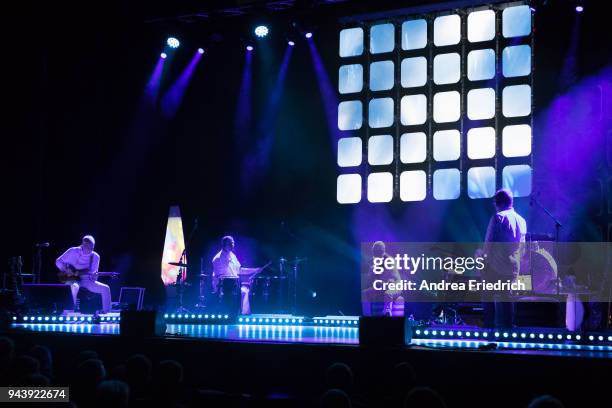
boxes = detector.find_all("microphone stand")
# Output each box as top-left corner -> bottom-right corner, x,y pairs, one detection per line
530,195 -> 563,296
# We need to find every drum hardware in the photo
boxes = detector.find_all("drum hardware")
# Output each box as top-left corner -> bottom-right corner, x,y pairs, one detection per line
529,194 -> 562,296
169,218 -> 199,314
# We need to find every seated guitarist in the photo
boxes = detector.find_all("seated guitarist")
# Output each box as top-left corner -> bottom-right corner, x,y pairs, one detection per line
55,235 -> 111,314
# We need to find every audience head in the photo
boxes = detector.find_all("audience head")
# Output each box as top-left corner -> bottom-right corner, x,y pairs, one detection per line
157,360 -> 183,387
391,362 -> 417,396
403,387 -> 446,408
126,354 -> 152,388
10,355 -> 40,383
29,345 -> 53,376
76,358 -> 106,386
24,373 -> 51,386
320,389 -> 352,408
325,363 -> 354,392
528,395 -> 565,408
96,380 -> 130,408
76,350 -> 99,366
0,336 -> 15,366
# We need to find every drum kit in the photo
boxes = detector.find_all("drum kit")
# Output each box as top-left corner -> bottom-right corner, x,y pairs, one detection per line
168,258 -> 301,314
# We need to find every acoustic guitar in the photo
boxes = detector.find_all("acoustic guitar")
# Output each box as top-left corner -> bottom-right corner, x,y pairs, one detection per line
58,265 -> 119,284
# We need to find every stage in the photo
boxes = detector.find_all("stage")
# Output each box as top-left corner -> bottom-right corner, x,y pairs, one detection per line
9,316 -> 612,359
6,317 -> 612,408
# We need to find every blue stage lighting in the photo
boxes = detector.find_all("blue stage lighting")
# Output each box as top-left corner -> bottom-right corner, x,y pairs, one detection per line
161,53 -> 167,59
167,37 -> 180,48
246,45 -> 254,51
288,40 -> 295,46
305,32 -> 313,39
198,48 -> 204,54
254,25 -> 269,38
575,6 -> 583,12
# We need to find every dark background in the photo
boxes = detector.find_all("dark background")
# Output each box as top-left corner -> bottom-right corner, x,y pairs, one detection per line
3,0 -> 610,315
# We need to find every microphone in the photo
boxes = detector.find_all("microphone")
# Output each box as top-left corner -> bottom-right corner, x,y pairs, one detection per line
35,242 -> 50,248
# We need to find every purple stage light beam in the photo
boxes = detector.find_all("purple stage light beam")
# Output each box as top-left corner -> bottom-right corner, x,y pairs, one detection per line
161,50 -> 203,119
559,12 -> 582,90
144,54 -> 166,105
235,49 -> 254,142
241,44 -> 294,191
307,36 -> 342,157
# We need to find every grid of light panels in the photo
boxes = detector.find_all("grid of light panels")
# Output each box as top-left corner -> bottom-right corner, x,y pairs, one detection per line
336,2 -> 534,204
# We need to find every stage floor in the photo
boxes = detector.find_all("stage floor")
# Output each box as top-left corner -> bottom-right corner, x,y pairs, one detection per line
11,323 -> 612,359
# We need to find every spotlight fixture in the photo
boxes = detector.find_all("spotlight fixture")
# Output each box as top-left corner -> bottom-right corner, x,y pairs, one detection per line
254,25 -> 269,38
288,40 -> 295,46
246,45 -> 254,51
305,32 -> 313,39
197,48 -> 205,54
161,52 -> 167,59
575,5 -> 584,12
167,37 -> 180,48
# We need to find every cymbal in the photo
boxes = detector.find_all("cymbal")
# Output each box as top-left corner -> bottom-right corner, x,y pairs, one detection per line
168,262 -> 189,268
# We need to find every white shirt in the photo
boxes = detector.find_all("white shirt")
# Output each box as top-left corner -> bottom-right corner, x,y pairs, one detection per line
485,208 -> 527,244
212,250 -> 241,279
56,246 -> 100,273
484,208 -> 527,278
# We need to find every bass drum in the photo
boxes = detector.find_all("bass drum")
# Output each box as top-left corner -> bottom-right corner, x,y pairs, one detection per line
521,244 -> 558,294
251,276 -> 285,314
219,277 -> 240,314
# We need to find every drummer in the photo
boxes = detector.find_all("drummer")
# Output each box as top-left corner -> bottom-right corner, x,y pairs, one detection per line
211,236 -> 249,315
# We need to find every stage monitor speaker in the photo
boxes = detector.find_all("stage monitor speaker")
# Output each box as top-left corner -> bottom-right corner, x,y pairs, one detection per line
119,287 -> 145,310
120,310 -> 165,337
77,288 -> 102,314
515,302 -> 560,327
22,284 -> 73,313
359,316 -> 410,346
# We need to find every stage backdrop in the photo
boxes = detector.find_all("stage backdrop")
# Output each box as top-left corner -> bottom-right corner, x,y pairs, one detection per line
161,206 -> 186,286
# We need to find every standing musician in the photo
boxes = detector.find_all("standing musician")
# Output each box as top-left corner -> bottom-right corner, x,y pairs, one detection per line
481,189 -> 527,328
211,236 -> 266,315
367,241 -> 403,316
56,235 -> 111,314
